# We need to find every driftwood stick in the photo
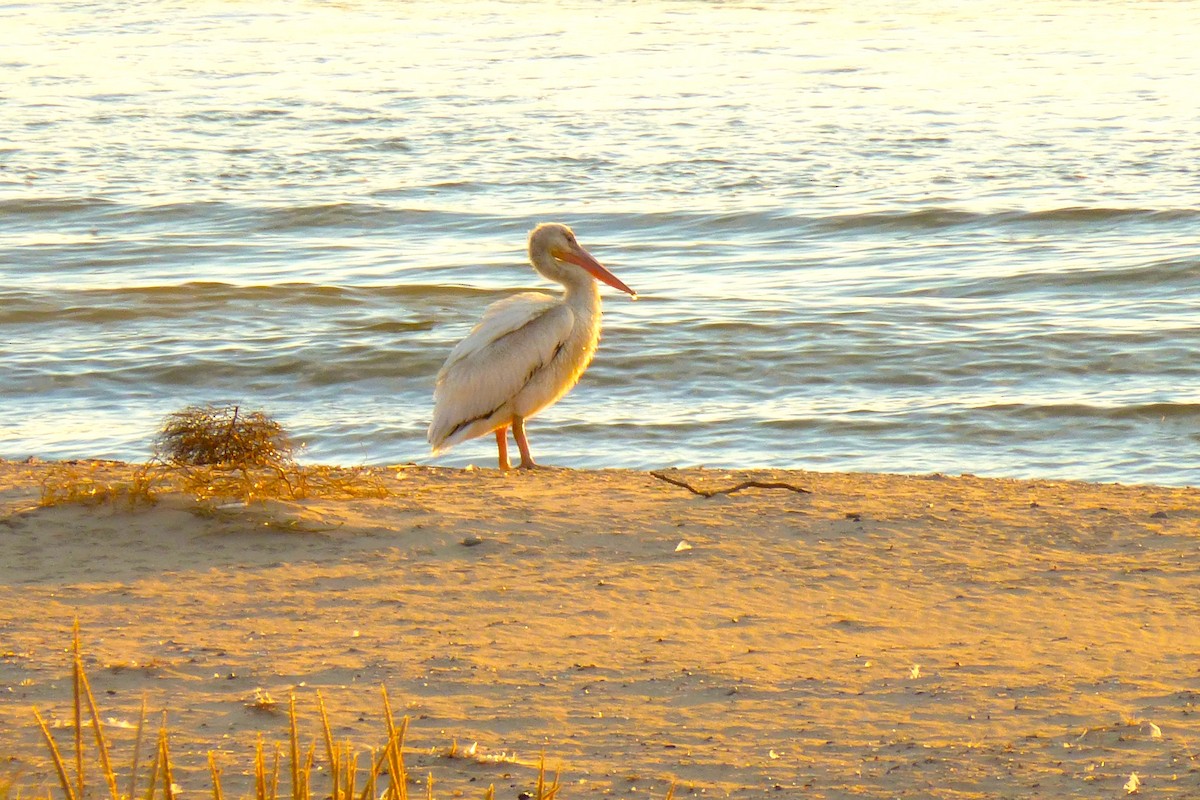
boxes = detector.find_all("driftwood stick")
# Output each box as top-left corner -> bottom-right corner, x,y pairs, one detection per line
649,470 -> 811,497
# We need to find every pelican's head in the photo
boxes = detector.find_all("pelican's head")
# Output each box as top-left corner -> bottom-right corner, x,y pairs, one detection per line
528,223 -> 636,297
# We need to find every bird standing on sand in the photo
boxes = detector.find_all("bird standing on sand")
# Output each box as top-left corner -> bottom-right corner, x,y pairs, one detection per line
428,223 -> 636,470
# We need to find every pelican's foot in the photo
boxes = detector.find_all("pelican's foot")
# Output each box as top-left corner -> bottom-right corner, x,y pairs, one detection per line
511,417 -> 538,471
516,459 -> 541,471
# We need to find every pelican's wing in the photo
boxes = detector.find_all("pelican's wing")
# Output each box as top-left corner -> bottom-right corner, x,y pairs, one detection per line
429,292 -> 574,451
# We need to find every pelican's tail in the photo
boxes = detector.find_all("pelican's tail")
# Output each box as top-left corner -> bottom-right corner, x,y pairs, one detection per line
428,419 -> 451,454
429,390 -> 499,453
428,411 -> 501,455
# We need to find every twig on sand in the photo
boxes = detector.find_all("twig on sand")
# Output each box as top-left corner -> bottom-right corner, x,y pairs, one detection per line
649,470 -> 811,498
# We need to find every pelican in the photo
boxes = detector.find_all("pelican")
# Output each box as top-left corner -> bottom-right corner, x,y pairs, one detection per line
428,223 -> 636,470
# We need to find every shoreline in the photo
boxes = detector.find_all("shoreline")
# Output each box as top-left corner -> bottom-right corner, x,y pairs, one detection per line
2,459 -> 1198,798
6,454 -> 1195,490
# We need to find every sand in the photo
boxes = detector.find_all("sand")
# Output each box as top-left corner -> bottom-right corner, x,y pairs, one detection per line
1,458 -> 1198,799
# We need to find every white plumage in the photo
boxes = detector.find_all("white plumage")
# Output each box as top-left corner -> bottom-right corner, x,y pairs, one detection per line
428,223 -> 635,470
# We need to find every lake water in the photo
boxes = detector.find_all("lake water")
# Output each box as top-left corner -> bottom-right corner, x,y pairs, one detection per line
2,0 -> 1198,485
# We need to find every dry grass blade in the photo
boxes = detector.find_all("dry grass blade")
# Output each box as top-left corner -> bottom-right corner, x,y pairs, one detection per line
141,727 -> 161,800
317,692 -> 338,800
301,742 -> 315,800
358,746 -> 387,800
254,738 -> 266,800
384,731 -> 407,800
534,752 -> 560,800
360,748 -> 378,800
160,727 -> 176,800
33,707 -> 76,800
78,651 -> 119,800
208,752 -> 224,800
127,695 -> 147,800
380,687 -> 410,800
72,627 -> 84,800
343,747 -> 359,800
271,743 -> 282,800
288,696 -> 301,800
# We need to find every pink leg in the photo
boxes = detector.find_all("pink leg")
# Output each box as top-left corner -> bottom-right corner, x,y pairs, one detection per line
512,416 -> 538,469
495,426 -> 511,471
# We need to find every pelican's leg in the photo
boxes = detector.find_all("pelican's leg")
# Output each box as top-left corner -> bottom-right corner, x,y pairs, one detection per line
512,416 -> 538,469
495,426 -> 511,471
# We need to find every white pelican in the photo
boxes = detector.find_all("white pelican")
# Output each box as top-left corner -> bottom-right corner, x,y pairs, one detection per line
428,223 -> 636,470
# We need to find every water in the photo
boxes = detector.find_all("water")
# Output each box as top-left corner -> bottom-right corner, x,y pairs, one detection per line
2,0 -> 1198,485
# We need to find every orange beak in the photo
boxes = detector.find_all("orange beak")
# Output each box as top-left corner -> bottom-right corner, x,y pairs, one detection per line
559,245 -> 637,298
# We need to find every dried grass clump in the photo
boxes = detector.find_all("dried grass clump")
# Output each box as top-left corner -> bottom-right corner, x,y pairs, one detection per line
38,461 -> 167,509
154,405 -> 388,504
37,405 -> 389,507
26,627 -> 639,800
156,405 -> 293,470
173,461 -> 389,505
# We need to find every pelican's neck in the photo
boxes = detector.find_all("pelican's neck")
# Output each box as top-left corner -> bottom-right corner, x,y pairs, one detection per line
563,274 -> 601,319
532,251 -> 602,317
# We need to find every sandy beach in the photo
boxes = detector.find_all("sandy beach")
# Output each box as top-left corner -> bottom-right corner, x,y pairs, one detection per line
1,458 -> 1198,799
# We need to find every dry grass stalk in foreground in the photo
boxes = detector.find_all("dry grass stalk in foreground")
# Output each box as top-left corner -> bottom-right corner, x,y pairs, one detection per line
26,628 -> 616,800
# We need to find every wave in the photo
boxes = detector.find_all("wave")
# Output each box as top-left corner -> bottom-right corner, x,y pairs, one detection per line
563,205 -> 1200,240
1021,257 -> 1199,292
5,197 -> 1196,241
974,400 -> 1200,422
898,256 -> 1200,299
815,208 -> 985,232
0,196 -> 124,227
0,196 -> 514,235
251,204 -> 502,233
1013,207 -> 1200,224
0,282 -> 495,325
811,206 -> 1200,233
